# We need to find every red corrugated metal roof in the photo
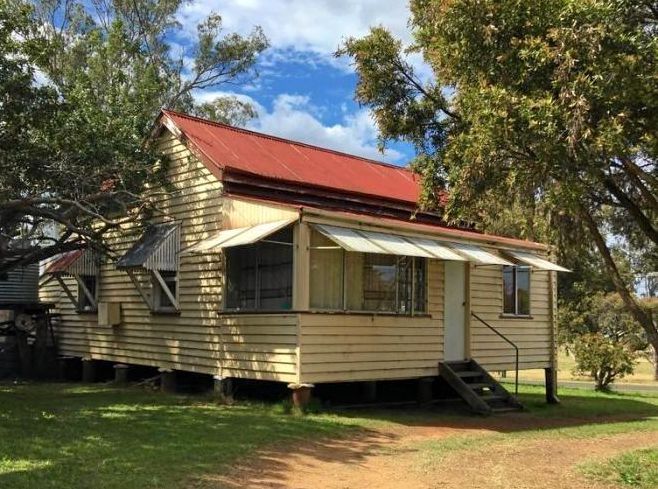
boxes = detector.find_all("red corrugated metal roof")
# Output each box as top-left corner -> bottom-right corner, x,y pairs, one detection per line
161,110 -> 422,204
45,250 -> 84,274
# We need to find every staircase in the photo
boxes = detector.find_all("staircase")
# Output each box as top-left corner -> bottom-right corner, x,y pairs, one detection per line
439,359 -> 523,415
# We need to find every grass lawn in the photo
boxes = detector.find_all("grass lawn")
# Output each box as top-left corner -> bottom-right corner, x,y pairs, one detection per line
1,382 -> 658,488
581,447 -> 658,488
0,383 -> 363,489
518,349 -> 658,384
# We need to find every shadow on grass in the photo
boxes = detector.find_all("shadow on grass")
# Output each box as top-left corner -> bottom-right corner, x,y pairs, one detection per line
1,382 -> 657,489
331,384 -> 658,434
0,382 -> 390,489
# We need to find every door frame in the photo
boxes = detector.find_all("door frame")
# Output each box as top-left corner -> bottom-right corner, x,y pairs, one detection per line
443,260 -> 469,361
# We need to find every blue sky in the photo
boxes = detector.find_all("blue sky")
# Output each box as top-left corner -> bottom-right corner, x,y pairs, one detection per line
175,0 -> 431,166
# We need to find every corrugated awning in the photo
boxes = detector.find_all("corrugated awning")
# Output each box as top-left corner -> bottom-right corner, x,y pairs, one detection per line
313,224 -> 467,261
506,250 -> 570,272
184,218 -> 296,253
448,242 -> 514,266
116,223 -> 180,271
45,249 -> 99,276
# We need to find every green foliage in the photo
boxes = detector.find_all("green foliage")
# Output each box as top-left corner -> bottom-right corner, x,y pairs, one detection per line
0,0 -> 268,270
340,0 -> 658,349
560,291 -> 646,389
582,447 -> 658,488
572,332 -> 637,390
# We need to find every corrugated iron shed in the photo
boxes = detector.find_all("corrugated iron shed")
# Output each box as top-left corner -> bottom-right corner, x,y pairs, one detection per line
161,110 -> 422,205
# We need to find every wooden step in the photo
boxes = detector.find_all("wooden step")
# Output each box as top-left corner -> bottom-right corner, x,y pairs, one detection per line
456,371 -> 482,378
439,359 -> 524,415
479,393 -> 507,402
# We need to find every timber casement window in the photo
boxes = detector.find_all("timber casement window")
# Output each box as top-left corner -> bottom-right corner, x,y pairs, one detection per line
225,227 -> 293,311
309,229 -> 427,314
151,270 -> 178,312
502,265 -> 531,316
76,275 -> 98,313
116,223 -> 181,313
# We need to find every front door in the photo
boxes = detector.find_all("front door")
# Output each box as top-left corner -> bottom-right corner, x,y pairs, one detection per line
444,261 -> 466,361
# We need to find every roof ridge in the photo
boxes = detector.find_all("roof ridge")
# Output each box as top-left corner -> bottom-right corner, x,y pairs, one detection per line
161,109 -> 416,174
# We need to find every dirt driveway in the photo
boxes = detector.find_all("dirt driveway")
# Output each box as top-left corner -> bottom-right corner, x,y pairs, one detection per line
196,413 -> 658,489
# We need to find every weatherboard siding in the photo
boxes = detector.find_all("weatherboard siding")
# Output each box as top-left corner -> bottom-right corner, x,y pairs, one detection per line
40,129 -> 555,385
469,257 -> 554,371
297,259 -> 444,383
43,132 -> 300,381
41,132 -> 223,374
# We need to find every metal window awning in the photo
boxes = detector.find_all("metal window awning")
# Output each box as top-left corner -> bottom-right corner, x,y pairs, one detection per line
312,224 -> 467,261
43,249 -> 100,310
184,218 -> 297,254
45,249 -> 99,277
116,223 -> 180,271
447,242 -> 514,266
506,250 -> 571,272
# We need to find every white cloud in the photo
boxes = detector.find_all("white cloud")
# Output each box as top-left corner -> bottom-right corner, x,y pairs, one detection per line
177,0 -> 431,77
193,90 -> 405,163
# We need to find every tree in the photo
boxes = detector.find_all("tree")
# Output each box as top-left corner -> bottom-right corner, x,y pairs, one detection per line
572,333 -> 636,391
0,0 -> 268,271
339,0 -> 658,358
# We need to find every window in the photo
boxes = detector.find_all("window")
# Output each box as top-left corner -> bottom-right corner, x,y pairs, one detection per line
309,230 -> 344,309
77,275 -> 97,312
309,230 -> 427,314
225,227 -> 293,311
503,265 -> 531,316
152,270 -> 178,312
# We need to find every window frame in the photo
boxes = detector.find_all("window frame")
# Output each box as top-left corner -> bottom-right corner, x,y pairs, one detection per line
151,269 -> 179,314
75,274 -> 98,314
501,265 -> 532,317
223,227 -> 294,312
308,231 -> 429,316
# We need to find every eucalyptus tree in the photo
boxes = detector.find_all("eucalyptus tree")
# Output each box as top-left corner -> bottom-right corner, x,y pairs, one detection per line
339,1 -> 658,349
0,0 -> 268,271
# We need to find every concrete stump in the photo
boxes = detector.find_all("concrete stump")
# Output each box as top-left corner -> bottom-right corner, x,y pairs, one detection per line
82,358 -> 96,383
417,377 -> 434,405
159,368 -> 177,393
213,375 -> 234,402
363,381 -> 377,403
113,364 -> 129,385
288,383 -> 314,408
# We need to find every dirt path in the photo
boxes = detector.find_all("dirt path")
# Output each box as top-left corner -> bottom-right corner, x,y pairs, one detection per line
196,416 -> 658,489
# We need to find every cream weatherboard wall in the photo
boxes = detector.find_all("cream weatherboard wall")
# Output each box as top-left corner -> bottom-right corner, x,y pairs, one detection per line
40,131 -> 299,382
297,259 -> 445,384
469,258 -> 556,371
40,130 -> 556,386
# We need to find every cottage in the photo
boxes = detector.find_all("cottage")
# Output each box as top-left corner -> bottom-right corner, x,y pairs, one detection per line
40,110 -> 568,413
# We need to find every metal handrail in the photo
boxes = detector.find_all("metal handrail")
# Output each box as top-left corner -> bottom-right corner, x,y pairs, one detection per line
471,312 -> 519,396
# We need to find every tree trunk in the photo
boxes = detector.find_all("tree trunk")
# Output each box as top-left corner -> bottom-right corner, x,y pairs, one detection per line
580,208 -> 658,356
654,345 -> 658,382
